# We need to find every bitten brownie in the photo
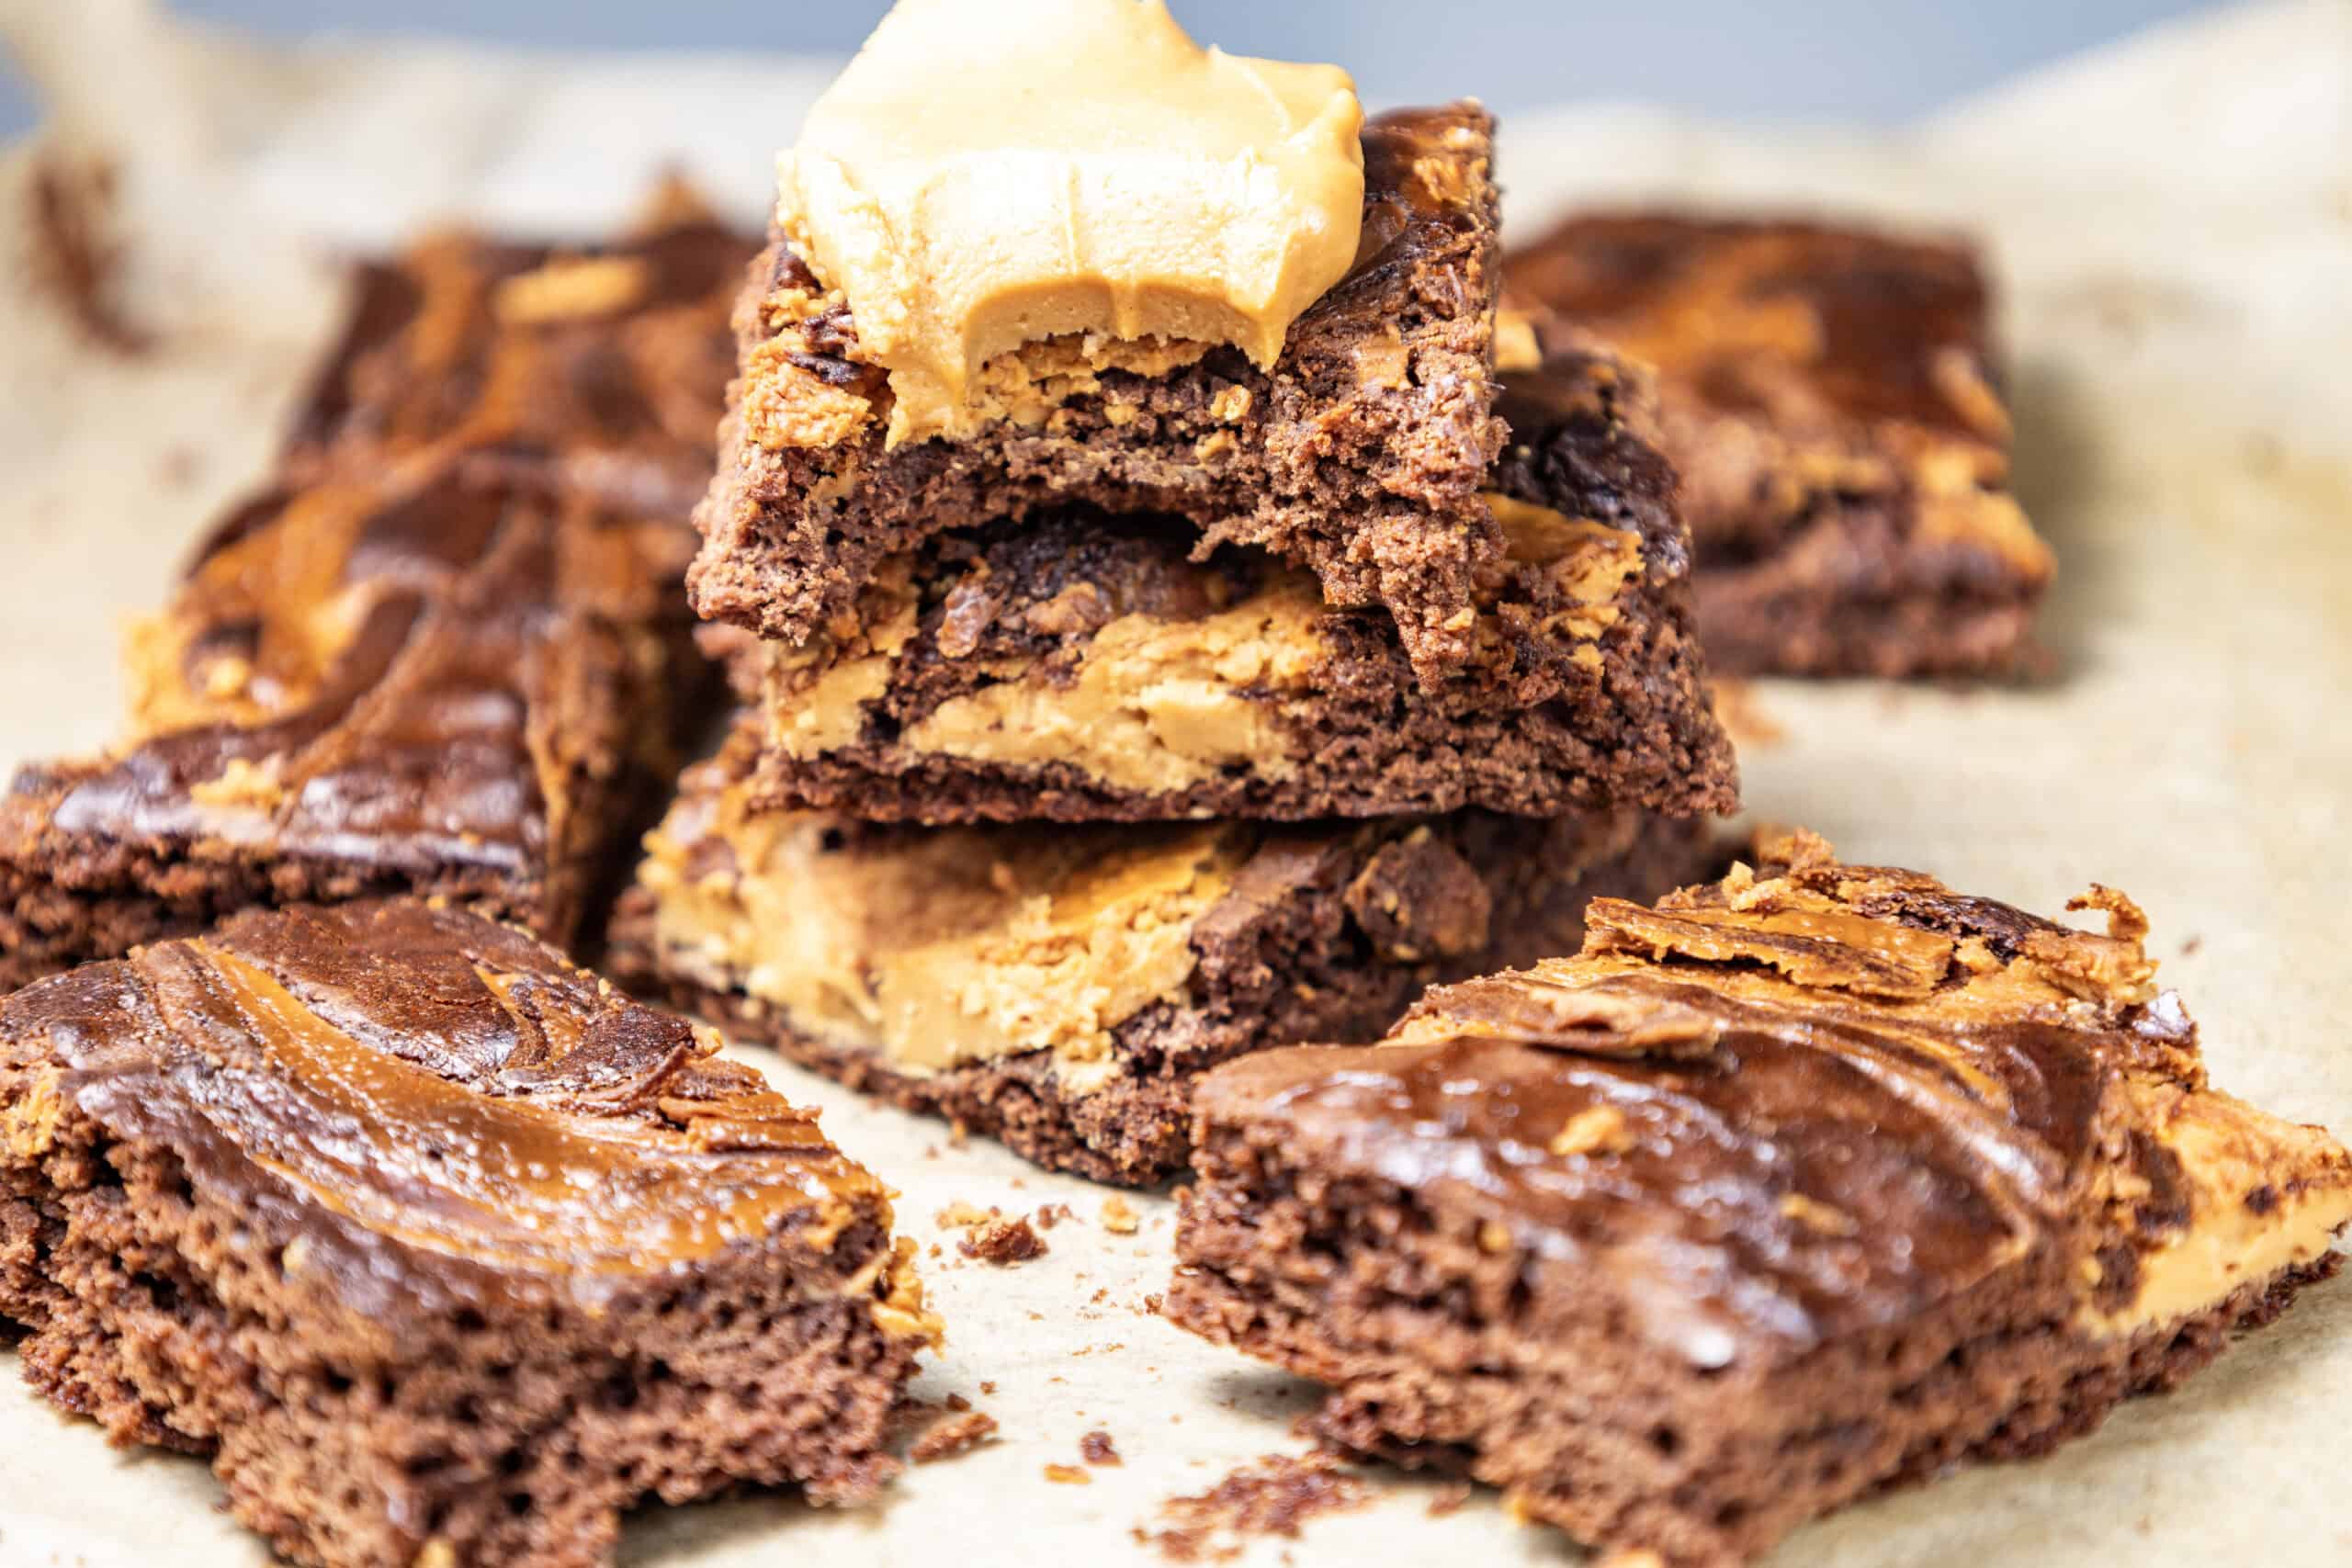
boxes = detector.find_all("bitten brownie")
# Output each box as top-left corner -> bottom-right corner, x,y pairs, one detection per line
738,346 -> 1736,824
691,104 -> 1508,685
1168,831 -> 2351,1566
1505,213 -> 2053,677
284,182 -> 756,518
605,717 -> 1716,1184
0,899 -> 939,1568
0,454 -> 713,990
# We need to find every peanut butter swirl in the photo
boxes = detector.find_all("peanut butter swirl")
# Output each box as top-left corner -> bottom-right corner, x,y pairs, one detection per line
5,901 -> 930,1325
1203,832 -> 2352,1371
775,0 -> 1365,446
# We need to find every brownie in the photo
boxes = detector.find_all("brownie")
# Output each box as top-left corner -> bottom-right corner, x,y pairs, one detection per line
737,346 -> 1736,824
1505,213 -> 2054,677
605,717 -> 1715,1185
0,454 -> 715,991
691,103 -> 1508,685
0,898 -> 939,1568
285,182 -> 756,519
1167,831 -> 2351,1566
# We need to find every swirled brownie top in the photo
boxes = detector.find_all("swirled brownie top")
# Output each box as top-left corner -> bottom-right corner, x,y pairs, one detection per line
1196,830 -> 2352,1370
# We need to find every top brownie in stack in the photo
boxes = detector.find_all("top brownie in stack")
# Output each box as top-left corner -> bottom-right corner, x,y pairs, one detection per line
693,101 -> 1509,683
1506,213 -> 2053,677
737,344 -> 1736,823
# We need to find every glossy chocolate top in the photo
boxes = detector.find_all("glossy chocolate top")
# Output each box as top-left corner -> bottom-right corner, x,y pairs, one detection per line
1,456 -> 687,892
1,900 -> 914,1317
1195,832 -> 2352,1370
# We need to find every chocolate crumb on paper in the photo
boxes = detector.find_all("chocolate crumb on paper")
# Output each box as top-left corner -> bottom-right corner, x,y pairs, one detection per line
1138,1450 -> 1373,1562
910,1410 -> 999,1464
1080,1431 -> 1124,1466
959,1213 -> 1047,1264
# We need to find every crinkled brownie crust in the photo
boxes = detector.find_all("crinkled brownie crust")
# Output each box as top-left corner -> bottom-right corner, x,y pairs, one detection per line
691,103 -> 1507,685
743,348 -> 1736,825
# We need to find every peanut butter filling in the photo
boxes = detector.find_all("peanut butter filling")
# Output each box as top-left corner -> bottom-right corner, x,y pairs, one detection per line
775,0 -> 1365,447
762,494 -> 1644,792
639,777 -> 1245,1089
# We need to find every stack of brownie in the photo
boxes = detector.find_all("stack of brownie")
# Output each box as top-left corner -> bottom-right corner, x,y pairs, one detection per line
609,101 -> 1741,1184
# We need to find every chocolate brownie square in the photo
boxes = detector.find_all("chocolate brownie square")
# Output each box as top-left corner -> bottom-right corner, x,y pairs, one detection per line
691,104 -> 1509,684
1167,831 -> 2351,1565
605,716 -> 1715,1184
736,345 -> 1736,824
286,183 -> 756,518
0,454 -> 715,990
1506,213 -> 2053,677
0,898 -> 938,1568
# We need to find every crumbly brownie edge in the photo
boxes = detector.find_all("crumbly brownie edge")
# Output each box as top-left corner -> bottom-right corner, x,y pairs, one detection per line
1165,1114 -> 2344,1567
605,815 -> 1715,1183
1,1052 -> 921,1567
690,105 -> 1508,683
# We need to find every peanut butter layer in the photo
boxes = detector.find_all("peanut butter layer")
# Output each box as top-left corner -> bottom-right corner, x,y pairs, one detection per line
1506,213 -> 2054,678
1173,832 -> 2350,1566
739,346 -> 1735,825
610,716 -> 1717,1182
775,0 -> 1363,447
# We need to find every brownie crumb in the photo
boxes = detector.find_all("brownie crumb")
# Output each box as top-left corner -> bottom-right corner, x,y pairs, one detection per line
1101,1195 -> 1141,1234
1035,1202 -> 1077,1230
945,1393 -> 972,1412
934,1201 -> 993,1229
1080,1430 -> 1123,1466
28,155 -> 151,355
910,1410 -> 1000,1464
1141,1451 -> 1373,1562
959,1214 -> 1047,1265
1044,1463 -> 1092,1485
1427,1482 -> 1473,1517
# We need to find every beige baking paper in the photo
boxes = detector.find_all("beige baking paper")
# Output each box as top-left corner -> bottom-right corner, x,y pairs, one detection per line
0,1 -> 2347,1563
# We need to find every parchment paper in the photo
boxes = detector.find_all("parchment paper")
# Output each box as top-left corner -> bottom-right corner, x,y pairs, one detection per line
2,3 -> 2347,1563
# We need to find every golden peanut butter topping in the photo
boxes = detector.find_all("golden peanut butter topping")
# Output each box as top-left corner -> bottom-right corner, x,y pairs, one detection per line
775,0 -> 1365,446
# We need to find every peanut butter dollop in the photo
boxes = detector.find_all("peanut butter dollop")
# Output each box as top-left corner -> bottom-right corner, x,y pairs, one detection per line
776,0 -> 1366,446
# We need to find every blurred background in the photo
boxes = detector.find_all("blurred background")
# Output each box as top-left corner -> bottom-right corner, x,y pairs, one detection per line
0,0 -> 2224,137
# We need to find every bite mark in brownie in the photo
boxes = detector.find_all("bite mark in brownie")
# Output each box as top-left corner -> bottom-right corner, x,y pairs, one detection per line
0,454 -> 715,991
1167,831 -> 2351,1565
605,716 -> 1717,1184
1505,213 -> 2053,677
0,898 -> 938,1568
738,345 -> 1736,824
691,104 -> 1508,685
